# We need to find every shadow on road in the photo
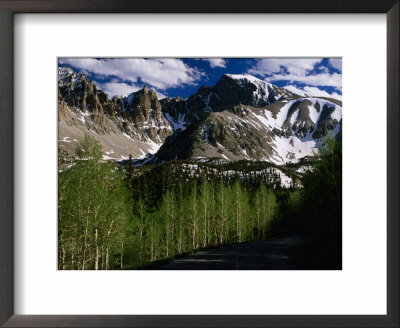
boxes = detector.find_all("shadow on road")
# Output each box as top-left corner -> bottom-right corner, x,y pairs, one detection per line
157,236 -> 306,270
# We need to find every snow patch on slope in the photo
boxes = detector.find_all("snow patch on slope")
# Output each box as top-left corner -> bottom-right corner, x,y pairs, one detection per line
165,113 -> 187,131
249,97 -> 342,164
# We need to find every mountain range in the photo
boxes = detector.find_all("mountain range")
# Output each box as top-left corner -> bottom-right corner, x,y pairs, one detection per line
58,66 -> 342,165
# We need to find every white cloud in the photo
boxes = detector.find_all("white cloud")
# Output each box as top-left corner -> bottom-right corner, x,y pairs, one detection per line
284,84 -> 342,101
97,82 -> 140,98
249,58 -> 322,76
96,81 -> 168,100
318,66 -> 329,73
248,58 -> 342,89
329,58 -> 342,72
205,58 -> 227,68
59,58 -> 204,90
264,72 -> 342,89
303,86 -> 342,100
284,85 -> 308,96
155,91 -> 168,99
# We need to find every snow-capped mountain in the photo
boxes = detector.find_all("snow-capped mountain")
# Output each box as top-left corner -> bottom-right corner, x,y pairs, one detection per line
58,67 -> 342,164
153,74 -> 341,164
160,73 -> 300,133
153,97 -> 342,164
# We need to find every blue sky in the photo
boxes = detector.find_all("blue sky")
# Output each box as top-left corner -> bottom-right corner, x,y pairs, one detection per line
58,58 -> 342,100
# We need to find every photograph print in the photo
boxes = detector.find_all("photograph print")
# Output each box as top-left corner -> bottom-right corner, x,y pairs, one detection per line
58,58 -> 342,270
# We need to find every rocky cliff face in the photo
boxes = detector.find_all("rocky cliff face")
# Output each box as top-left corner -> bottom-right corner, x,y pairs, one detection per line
160,74 -> 300,133
59,67 -> 113,117
208,74 -> 298,108
58,67 -> 173,160
58,66 -> 341,165
153,73 -> 341,165
153,96 -> 342,165
121,85 -> 172,143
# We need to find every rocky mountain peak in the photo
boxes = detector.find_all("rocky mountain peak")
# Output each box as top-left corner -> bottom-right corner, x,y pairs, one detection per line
118,86 -> 173,143
58,66 -> 174,158
196,85 -> 212,98
58,66 -> 111,115
161,73 -> 302,133
58,66 -> 341,166
123,86 -> 162,122
207,73 -> 299,108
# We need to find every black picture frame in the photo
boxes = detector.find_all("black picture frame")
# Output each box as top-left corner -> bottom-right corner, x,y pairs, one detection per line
0,1 -> 398,327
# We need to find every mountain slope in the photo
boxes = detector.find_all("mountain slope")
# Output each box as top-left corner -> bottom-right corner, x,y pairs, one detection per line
160,74 -> 300,133
58,67 -> 173,160
153,97 -> 341,164
58,67 -> 342,166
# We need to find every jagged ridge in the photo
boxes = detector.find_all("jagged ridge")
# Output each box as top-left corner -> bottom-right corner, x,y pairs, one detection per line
58,67 -> 342,165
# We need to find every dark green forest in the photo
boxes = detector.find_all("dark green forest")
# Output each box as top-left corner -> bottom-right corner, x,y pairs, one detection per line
58,134 -> 342,270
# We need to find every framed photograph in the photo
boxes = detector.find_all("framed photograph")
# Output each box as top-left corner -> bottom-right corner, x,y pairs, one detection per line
1,1 -> 398,327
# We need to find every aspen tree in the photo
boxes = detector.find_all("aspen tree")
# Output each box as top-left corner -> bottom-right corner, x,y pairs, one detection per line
58,134 -> 131,270
200,179 -> 211,247
190,181 -> 199,250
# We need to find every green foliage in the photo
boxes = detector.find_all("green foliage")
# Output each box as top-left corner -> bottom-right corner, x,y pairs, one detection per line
287,190 -> 302,215
121,177 -> 279,268
75,133 -> 102,163
125,160 -> 287,211
282,133 -> 342,259
59,132 -> 341,270
58,134 -> 132,270
253,184 -> 278,240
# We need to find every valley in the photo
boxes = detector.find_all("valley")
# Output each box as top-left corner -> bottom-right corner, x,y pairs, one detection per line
58,60 -> 342,270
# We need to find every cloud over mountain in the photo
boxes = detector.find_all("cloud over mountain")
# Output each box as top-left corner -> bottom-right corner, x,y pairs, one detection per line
59,58 -> 205,90
284,85 -> 342,100
58,66 -> 342,167
97,82 -> 141,98
59,57 -> 342,103
247,58 -> 342,90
